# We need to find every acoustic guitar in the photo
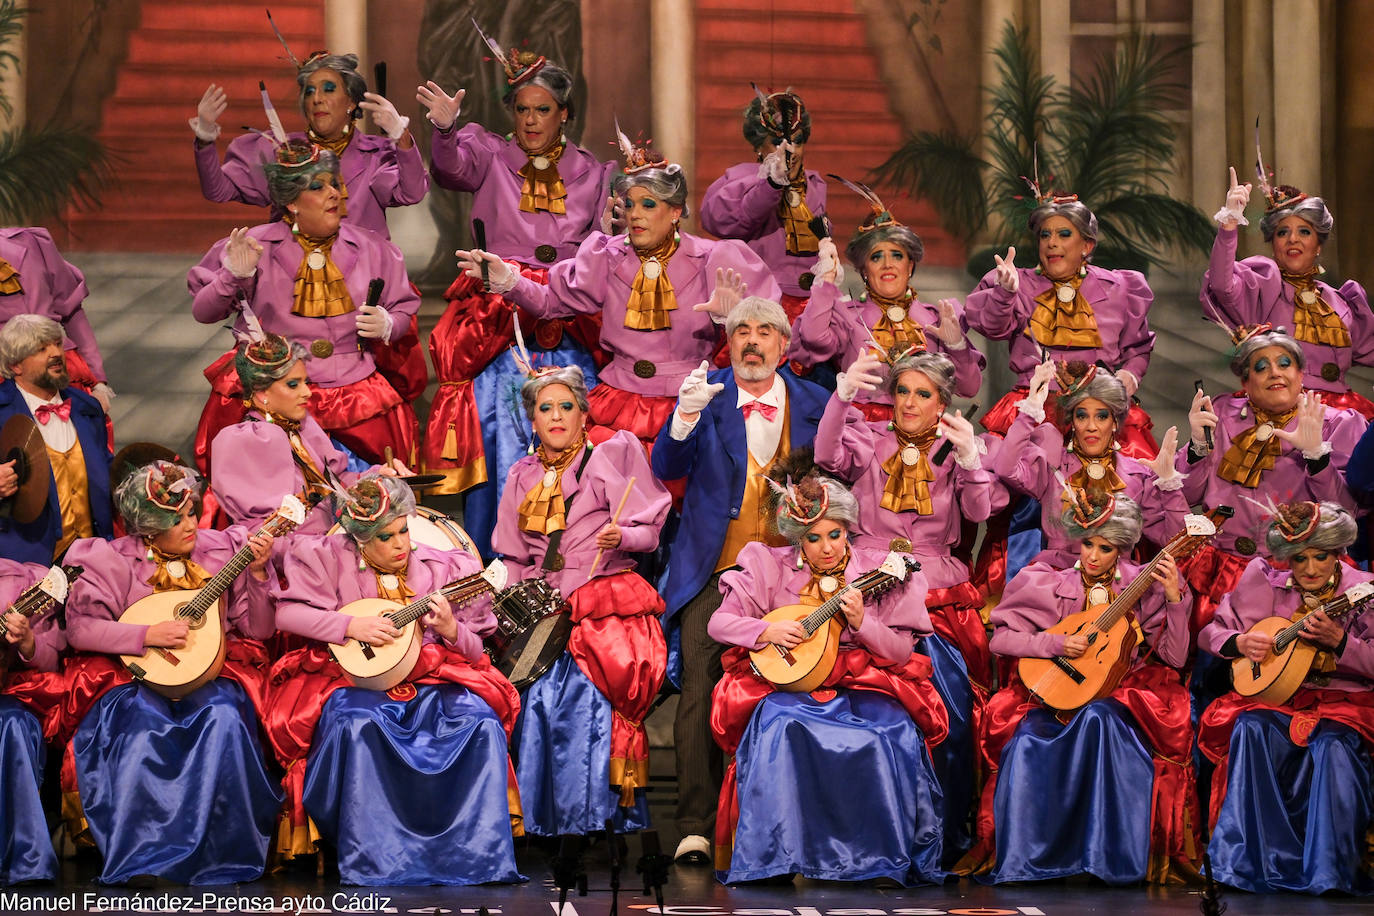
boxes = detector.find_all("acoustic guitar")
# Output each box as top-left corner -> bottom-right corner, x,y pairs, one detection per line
1019,505 -> 1233,713
331,559 -> 509,691
1230,580 -> 1374,704
119,495 -> 306,698
0,563 -> 82,683
750,552 -> 920,693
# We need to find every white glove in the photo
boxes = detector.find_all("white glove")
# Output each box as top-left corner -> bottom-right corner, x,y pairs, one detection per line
759,144 -> 789,187
355,304 -> 394,340
1145,426 -> 1182,486
925,298 -> 965,349
836,351 -> 885,403
992,246 -> 1019,294
1114,368 -> 1139,398
190,84 -> 226,143
1188,387 -> 1217,452
91,382 -> 116,414
940,410 -> 981,469
1214,166 -> 1252,228
693,268 -> 748,321
813,237 -> 843,287
1273,392 -> 1327,459
1019,358 -> 1055,422
416,81 -> 464,131
600,195 -> 626,236
222,227 -> 263,279
360,92 -> 410,141
677,360 -> 725,417
455,249 -> 518,294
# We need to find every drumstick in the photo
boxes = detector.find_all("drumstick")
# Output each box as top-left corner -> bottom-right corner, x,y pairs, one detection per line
587,476 -> 636,581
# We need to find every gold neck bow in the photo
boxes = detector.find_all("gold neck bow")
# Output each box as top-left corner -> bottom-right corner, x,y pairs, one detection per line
1066,452 -> 1126,496
0,257 -> 21,295
778,177 -> 819,257
1028,273 -> 1102,348
870,290 -> 927,355
290,231 -> 355,318
517,431 -> 589,535
519,140 -> 567,214
623,234 -> 680,331
799,548 -> 850,607
1217,404 -> 1299,489
1283,268 -> 1351,348
880,426 -> 939,515
145,544 -> 214,593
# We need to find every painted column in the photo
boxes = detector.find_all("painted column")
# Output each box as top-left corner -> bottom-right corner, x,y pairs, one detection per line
1271,1 -> 1322,195
325,0 -> 368,73
1191,0 -> 1226,209
650,0 -> 694,218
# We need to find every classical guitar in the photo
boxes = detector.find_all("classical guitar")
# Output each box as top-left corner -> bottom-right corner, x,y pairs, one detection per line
1019,505 -> 1233,713
119,495 -> 306,698
332,559 -> 509,691
750,552 -> 920,693
0,563 -> 82,683
1231,580 -> 1374,704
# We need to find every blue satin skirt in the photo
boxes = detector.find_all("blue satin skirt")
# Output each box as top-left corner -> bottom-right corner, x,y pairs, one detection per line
0,697 -> 55,884
1208,711 -> 1373,894
512,652 -> 651,836
916,634 -> 977,864
1006,496 -> 1044,585
725,690 -> 944,886
464,343 -> 598,558
302,684 -> 522,886
990,701 -> 1154,884
73,681 -> 282,885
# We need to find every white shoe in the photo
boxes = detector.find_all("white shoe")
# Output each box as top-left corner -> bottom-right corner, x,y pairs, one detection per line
674,833 -> 711,865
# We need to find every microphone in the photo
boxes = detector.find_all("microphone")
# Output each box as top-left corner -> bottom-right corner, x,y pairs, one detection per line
372,61 -> 387,101
550,834 -> 587,914
636,830 -> 671,911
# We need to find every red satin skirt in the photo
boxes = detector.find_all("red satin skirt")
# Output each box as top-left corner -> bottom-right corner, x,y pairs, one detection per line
926,581 -> 993,693
982,387 -> 1159,460
1312,387 -> 1374,420
192,350 -> 417,472
1177,544 -> 1251,635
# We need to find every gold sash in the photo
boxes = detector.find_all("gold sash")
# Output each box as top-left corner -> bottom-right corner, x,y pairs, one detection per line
623,235 -> 680,331
291,232 -> 355,318
1292,580 -> 1340,675
1028,274 -> 1102,348
1283,269 -> 1351,348
880,427 -> 938,515
518,141 -> 568,214
1217,405 -> 1299,489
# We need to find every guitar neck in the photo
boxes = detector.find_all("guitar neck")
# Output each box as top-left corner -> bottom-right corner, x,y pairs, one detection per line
178,517 -> 295,622
797,569 -> 899,636
386,570 -> 497,629
0,565 -> 79,637
1273,592 -> 1367,653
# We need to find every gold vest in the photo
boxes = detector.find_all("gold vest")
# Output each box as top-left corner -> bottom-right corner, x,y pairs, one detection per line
716,406 -> 792,572
48,437 -> 93,559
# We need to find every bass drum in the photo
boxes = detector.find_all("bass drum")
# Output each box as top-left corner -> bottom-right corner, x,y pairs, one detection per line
329,507 -> 478,557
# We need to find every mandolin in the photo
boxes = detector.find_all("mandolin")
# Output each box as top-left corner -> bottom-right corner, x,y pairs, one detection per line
0,564 -> 82,683
119,495 -> 306,698
1230,580 -> 1374,705
331,559 -> 508,691
750,552 -> 920,693
1019,506 -> 1233,713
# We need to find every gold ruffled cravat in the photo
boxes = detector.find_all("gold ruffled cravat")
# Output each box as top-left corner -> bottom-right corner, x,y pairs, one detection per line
869,290 -> 928,355
778,177 -> 819,257
290,231 -> 355,318
517,432 -> 589,535
0,257 -> 21,295
1066,452 -> 1127,497
1283,269 -> 1351,348
880,427 -> 939,515
1217,404 -> 1299,489
623,234 -> 680,331
518,140 -> 568,214
799,548 -> 850,607
145,545 -> 213,593
1028,274 -> 1102,348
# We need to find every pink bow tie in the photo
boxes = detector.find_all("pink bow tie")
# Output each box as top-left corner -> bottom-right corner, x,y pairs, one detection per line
34,400 -> 70,425
741,400 -> 777,422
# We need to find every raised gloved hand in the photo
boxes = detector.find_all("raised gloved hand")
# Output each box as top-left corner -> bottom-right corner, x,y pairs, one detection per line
600,194 -> 626,236
1273,392 -> 1327,459
1115,368 -> 1139,398
836,351 -> 885,403
939,410 -> 981,468
759,143 -> 789,187
222,227 -> 264,279
1188,387 -> 1217,452
993,246 -> 1019,294
677,360 -> 725,418
1214,166 -> 1252,229
190,84 -> 227,143
814,237 -> 843,287
416,81 -> 464,131
360,92 -> 410,141
1019,357 -> 1055,421
925,298 -> 965,349
1144,425 -> 1181,485
693,268 -> 748,320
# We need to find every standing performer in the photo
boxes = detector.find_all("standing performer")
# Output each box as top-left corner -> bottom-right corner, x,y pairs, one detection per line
651,297 -> 827,864
492,365 -> 670,836
1204,163 -> 1374,418
709,470 -> 948,886
0,315 -> 113,564
458,133 -> 780,455
417,26 -> 609,554
699,88 -> 824,325
792,181 -> 983,406
0,228 -> 114,411
0,559 -> 70,884
59,462 -> 282,885
969,493 -> 1198,885
816,348 -> 997,862
189,143 -> 420,472
1198,502 -> 1374,894
965,187 -> 1157,458
268,476 -> 522,886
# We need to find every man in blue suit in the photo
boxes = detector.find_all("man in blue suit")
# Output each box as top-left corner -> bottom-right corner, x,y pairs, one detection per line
652,296 -> 828,863
0,315 -> 112,563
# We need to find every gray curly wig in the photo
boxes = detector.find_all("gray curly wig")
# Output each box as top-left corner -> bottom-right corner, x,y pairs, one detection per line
1259,196 -> 1334,245
1060,371 -> 1129,427
264,148 -> 342,209
887,351 -> 956,407
611,167 -> 690,219
334,474 -> 416,543
1265,501 -> 1358,562
520,365 -> 591,421
1063,494 -> 1143,550
296,53 -> 367,121
845,223 -> 924,276
505,63 -> 576,119
774,477 -> 862,545
1230,329 -> 1305,379
1029,199 -> 1099,247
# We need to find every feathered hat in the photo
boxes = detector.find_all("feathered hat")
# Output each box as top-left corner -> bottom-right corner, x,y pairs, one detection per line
614,118 -> 678,175
748,83 -> 808,144
471,17 -> 547,88
1254,119 -> 1308,213
829,173 -> 903,234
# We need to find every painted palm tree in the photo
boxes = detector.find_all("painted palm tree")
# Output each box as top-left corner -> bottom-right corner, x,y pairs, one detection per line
874,21 -> 1212,276
0,0 -> 111,225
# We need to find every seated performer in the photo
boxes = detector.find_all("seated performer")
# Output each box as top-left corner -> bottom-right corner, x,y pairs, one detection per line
0,315 -> 113,564
0,559 -> 70,884
969,493 -> 1197,884
1198,501 -> 1374,894
492,364 -> 670,835
966,185 -> 1157,458
699,88 -> 825,324
650,297 -> 828,864
188,143 -> 420,472
212,332 -> 405,534
269,475 -> 522,886
708,467 -> 948,886
792,180 -> 983,404
458,131 -> 779,453
816,347 -> 997,862
417,27 -> 609,549
0,228 -> 113,410
60,462 -> 281,885
1205,163 -> 1374,418
995,359 -> 1188,567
